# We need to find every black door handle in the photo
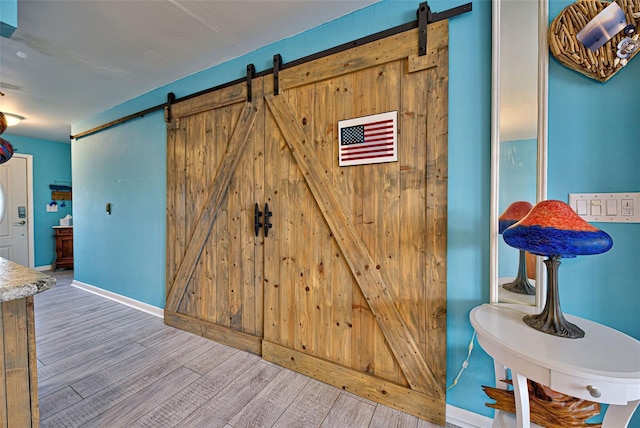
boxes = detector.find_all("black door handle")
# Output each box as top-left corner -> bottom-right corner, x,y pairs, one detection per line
264,203 -> 273,237
254,203 -> 262,237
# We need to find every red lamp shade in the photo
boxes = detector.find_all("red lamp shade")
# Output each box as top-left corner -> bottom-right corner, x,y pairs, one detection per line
499,201 -> 533,234
498,201 -> 535,295
503,200 -> 613,257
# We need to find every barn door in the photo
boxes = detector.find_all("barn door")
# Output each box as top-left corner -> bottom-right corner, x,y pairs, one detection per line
165,80 -> 266,354
258,21 -> 448,423
165,20 -> 448,424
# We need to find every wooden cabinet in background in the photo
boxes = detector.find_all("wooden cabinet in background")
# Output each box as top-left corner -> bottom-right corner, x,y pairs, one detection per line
53,226 -> 73,270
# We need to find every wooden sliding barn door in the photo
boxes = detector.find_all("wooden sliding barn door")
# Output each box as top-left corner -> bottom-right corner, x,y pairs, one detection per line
260,21 -> 448,423
166,20 -> 448,424
165,80 -> 266,354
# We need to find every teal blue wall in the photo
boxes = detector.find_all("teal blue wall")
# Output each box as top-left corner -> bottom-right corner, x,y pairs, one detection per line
72,113 -> 166,307
547,0 -> 640,339
548,4 -> 640,428
548,0 -> 640,354
5,134 -> 72,267
547,3 -> 640,425
70,0 -> 640,425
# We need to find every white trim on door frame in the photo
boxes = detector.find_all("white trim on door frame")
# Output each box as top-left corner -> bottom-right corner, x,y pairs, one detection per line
5,154 -> 35,267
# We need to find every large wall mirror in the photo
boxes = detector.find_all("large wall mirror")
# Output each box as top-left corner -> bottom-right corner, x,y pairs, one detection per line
490,0 -> 548,307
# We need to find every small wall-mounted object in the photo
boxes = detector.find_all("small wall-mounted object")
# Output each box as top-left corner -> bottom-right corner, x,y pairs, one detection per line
549,0 -> 640,82
51,190 -> 72,200
338,111 -> 398,167
49,184 -> 72,201
106,203 -> 111,215
46,202 -> 58,213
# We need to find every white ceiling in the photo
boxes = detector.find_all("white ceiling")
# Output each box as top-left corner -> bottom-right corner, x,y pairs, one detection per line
0,0 -> 378,143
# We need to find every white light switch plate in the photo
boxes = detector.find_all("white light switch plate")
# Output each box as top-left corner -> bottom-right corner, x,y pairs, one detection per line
46,203 -> 58,213
568,192 -> 640,223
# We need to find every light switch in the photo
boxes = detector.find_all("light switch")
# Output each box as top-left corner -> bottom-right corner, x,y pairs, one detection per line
569,192 -> 640,223
576,199 -> 588,215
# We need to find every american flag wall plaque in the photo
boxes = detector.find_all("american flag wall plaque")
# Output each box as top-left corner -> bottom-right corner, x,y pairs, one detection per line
338,111 -> 397,167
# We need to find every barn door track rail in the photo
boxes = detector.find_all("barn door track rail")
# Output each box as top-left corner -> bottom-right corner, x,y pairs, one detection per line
70,1 -> 471,141
418,2 -> 471,56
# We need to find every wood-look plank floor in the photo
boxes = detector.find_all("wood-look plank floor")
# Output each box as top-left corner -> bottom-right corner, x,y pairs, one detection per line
35,270 -> 459,428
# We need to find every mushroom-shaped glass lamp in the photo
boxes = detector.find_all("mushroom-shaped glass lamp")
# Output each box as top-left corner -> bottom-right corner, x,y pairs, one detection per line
0,112 -> 7,135
0,112 -> 13,165
0,138 -> 13,165
503,200 -> 613,338
499,201 -> 534,295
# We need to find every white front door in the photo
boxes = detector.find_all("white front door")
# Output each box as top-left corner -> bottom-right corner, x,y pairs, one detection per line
0,154 -> 34,267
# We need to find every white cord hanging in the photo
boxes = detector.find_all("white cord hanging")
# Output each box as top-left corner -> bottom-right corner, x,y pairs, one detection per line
446,330 -> 476,391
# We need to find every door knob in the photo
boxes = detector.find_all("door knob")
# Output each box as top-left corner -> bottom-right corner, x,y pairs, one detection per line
13,220 -> 26,225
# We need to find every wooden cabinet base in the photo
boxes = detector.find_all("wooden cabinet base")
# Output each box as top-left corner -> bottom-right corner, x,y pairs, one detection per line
0,296 -> 39,427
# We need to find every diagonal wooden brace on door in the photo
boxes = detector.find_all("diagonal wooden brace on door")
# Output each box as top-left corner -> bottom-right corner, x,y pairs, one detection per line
165,100 -> 263,312
264,92 -> 443,400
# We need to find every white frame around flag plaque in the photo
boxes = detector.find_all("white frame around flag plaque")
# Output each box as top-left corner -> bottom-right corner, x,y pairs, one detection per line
338,111 -> 398,167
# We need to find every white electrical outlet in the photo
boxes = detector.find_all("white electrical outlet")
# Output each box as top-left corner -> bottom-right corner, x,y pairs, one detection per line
568,193 -> 640,223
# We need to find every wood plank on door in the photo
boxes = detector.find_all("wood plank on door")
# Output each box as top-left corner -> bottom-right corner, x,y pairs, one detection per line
264,92 -> 443,400
165,100 -> 263,313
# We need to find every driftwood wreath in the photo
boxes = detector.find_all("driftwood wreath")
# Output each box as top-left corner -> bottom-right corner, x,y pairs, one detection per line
549,0 -> 640,82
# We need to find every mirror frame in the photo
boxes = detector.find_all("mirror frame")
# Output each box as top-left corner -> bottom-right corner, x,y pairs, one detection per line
490,0 -> 549,307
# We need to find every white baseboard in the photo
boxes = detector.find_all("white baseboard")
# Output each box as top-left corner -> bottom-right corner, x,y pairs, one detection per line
447,404 -> 494,428
35,265 -> 53,271
71,280 -> 164,319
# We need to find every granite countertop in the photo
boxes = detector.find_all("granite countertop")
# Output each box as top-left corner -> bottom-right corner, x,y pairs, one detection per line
0,258 -> 56,302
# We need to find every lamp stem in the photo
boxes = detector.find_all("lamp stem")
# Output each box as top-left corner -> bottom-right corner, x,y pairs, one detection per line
503,250 -> 535,295
522,255 -> 585,338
